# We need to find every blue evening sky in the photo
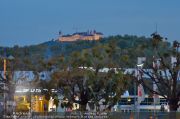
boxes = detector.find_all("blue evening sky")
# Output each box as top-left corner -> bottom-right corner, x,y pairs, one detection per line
0,0 -> 180,47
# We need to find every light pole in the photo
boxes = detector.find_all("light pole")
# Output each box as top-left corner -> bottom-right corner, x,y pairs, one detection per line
136,57 -> 146,119
1,54 -> 14,117
29,81 -> 32,118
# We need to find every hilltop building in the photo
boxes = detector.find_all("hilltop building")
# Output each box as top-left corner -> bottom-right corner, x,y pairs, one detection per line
58,30 -> 103,42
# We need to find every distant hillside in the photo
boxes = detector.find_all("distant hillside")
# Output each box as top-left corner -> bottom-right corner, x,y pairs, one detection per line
0,34 -> 171,70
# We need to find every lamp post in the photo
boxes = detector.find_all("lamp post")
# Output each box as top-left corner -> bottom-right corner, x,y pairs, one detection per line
1,54 -> 14,117
135,57 -> 146,119
29,81 -> 32,118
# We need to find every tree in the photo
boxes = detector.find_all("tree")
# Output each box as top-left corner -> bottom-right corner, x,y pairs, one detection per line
137,33 -> 180,112
51,44 -> 130,111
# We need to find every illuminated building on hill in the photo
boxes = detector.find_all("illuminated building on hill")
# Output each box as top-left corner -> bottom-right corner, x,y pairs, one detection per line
58,30 -> 103,42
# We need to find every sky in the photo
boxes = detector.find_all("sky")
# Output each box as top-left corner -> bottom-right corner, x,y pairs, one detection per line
0,0 -> 180,47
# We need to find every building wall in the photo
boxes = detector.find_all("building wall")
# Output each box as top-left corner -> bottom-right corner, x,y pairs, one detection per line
14,95 -> 30,112
31,95 -> 48,112
14,95 -> 48,112
59,33 -> 102,42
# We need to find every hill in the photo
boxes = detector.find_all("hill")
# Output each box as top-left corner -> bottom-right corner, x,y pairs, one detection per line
0,34 -> 171,70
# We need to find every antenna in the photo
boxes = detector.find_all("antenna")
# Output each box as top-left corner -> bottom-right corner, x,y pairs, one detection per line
155,23 -> 158,34
4,48 -> 6,58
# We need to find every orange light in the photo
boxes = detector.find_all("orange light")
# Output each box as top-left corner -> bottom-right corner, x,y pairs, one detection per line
3,59 -> 6,79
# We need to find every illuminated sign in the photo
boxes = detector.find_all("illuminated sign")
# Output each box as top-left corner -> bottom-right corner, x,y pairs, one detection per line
15,88 -> 57,93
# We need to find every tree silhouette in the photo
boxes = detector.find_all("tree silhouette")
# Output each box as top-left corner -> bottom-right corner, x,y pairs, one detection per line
51,44 -> 130,111
137,33 -> 180,112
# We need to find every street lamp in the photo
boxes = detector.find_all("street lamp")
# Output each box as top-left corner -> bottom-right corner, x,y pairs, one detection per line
0,54 -> 14,117
137,63 -> 144,68
134,57 -> 146,119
